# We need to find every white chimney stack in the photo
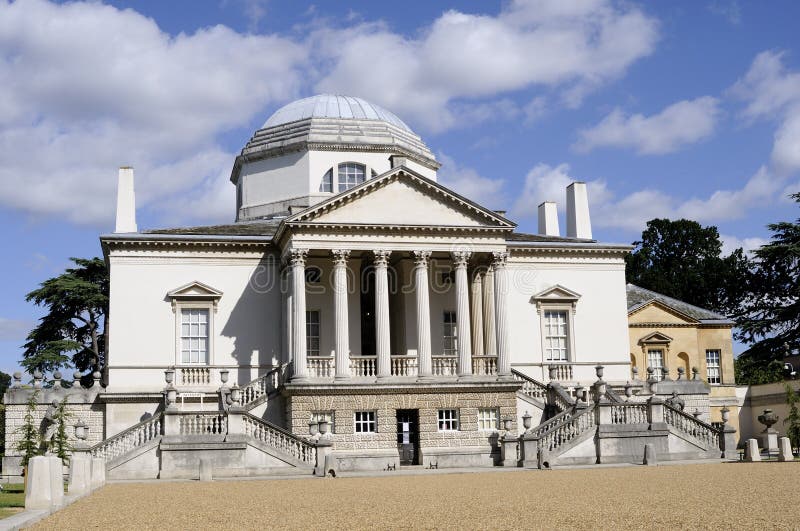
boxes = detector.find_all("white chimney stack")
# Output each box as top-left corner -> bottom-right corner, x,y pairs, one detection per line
537,201 -> 560,236
566,182 -> 592,239
115,166 -> 137,233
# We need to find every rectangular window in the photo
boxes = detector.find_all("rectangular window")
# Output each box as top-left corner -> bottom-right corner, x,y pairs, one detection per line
438,409 -> 459,431
544,310 -> 569,361
354,411 -> 376,433
648,349 -> 664,382
706,349 -> 721,385
477,408 -> 499,431
306,310 -> 320,357
180,308 -> 209,364
443,311 -> 457,356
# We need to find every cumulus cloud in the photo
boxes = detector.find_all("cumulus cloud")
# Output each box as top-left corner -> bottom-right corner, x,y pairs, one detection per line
719,234 -> 768,256
436,153 -> 507,210
0,0 -> 307,227
314,0 -> 658,131
574,97 -> 721,154
510,163 -> 612,220
731,51 -> 800,174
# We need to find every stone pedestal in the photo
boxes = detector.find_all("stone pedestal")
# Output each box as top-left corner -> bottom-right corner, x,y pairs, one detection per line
91,457 -> 106,490
314,439 -> 334,477
47,455 -> 64,508
643,443 -> 657,466
760,429 -> 779,452
500,435 -> 519,467
68,452 -> 92,496
720,426 -> 738,460
778,437 -> 793,462
199,459 -> 212,481
745,438 -> 761,462
25,456 -> 53,509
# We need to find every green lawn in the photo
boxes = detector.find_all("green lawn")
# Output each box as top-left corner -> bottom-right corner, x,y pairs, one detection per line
0,483 -> 25,518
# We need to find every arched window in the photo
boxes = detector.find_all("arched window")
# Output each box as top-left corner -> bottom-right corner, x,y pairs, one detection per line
338,163 -> 365,192
319,168 -> 333,193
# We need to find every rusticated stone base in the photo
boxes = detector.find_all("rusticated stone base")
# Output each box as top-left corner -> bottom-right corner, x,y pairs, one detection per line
284,380 -> 519,469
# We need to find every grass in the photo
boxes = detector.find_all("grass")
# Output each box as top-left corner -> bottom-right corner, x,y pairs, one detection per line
0,483 -> 25,519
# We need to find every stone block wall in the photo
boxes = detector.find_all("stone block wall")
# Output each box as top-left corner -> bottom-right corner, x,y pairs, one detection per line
286,386 -> 517,452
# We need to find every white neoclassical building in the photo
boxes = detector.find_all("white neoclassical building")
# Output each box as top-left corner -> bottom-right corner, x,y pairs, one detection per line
5,95 -> 734,480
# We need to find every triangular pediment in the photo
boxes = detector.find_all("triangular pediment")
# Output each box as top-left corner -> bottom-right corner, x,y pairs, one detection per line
285,166 -> 515,230
628,300 -> 699,325
638,331 -> 673,345
533,284 -> 582,302
167,281 -> 223,300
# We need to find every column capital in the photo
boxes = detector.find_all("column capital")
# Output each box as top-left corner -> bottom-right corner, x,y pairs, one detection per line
373,249 -> 392,266
492,251 -> 509,268
331,249 -> 351,265
451,250 -> 472,268
288,248 -> 309,267
412,250 -> 432,266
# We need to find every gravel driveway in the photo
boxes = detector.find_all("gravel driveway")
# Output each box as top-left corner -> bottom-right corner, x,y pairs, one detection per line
30,462 -> 799,530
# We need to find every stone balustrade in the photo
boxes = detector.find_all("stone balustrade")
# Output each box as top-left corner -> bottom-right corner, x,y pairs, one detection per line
307,357 -> 334,378
538,404 -> 596,453
664,403 -> 721,449
90,413 -> 163,462
432,356 -> 458,377
350,356 -> 377,378
179,366 -> 211,386
239,366 -> 284,408
472,356 -> 498,376
179,412 -> 227,437
390,355 -> 418,377
610,403 -> 648,425
547,363 -> 574,381
243,413 -> 316,465
511,369 -> 549,402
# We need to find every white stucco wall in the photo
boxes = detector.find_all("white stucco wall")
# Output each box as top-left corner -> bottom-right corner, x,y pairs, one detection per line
107,248 -> 283,392
506,254 -> 630,385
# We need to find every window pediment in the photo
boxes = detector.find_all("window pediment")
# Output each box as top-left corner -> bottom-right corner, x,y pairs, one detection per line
638,331 -> 673,346
167,281 -> 223,312
532,285 -> 581,313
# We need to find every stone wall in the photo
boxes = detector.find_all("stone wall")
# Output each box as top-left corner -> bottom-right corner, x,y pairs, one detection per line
286,385 -> 517,453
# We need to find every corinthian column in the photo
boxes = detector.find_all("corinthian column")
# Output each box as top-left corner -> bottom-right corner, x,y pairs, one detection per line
452,251 -> 473,377
413,250 -> 432,379
483,266 -> 497,357
470,269 -> 484,359
332,249 -> 351,381
493,251 -> 511,379
289,248 -> 309,381
374,250 -> 392,379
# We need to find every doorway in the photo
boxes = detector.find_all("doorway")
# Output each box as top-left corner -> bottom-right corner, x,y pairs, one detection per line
396,409 -> 420,465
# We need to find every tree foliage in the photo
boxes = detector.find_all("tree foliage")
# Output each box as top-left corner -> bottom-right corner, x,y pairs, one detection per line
51,398 -> 73,464
626,218 -> 750,315
734,193 -> 800,384
15,391 -> 41,467
22,257 -> 108,375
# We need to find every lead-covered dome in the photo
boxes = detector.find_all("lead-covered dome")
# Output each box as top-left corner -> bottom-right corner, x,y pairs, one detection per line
263,94 -> 412,132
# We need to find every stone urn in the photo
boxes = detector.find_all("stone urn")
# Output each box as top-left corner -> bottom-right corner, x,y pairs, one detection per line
757,409 -> 779,430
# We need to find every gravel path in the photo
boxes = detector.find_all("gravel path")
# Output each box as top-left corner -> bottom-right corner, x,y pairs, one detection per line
30,463 -> 799,530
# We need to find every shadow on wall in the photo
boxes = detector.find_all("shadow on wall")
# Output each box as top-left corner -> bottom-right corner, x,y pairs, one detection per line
221,254 -> 283,386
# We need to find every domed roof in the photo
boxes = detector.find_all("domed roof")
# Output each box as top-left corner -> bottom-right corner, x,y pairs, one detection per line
263,94 -> 412,132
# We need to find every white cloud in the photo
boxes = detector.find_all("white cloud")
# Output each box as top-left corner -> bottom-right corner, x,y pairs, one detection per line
0,0 -> 307,226
314,0 -> 658,131
0,318 -> 33,341
676,165 -> 780,221
574,97 -> 721,154
731,51 -> 800,174
510,163 -> 612,220
436,153 -> 506,210
719,234 -> 768,256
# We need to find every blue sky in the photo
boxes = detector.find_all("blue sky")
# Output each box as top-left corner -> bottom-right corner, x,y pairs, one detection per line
1,0 -> 799,375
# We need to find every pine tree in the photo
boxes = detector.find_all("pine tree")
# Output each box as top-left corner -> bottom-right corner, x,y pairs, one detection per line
784,383 -> 800,456
51,398 -> 73,464
15,391 -> 41,467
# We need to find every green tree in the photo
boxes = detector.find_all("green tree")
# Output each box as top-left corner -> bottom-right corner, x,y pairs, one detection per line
51,398 -> 72,463
626,219 -> 750,315
15,391 -> 41,467
22,257 -> 108,376
734,193 -> 799,384
785,383 -> 800,455
0,370 -> 9,457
